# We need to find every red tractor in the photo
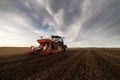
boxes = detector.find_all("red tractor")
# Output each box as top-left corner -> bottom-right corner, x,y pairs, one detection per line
29,35 -> 67,55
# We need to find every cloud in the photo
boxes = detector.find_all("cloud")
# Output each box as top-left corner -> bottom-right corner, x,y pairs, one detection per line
0,0 -> 120,47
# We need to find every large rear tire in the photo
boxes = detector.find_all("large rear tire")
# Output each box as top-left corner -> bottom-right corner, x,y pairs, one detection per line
56,43 -> 63,52
63,45 -> 67,51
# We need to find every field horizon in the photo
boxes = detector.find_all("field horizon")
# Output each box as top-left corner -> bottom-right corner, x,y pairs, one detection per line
0,47 -> 120,56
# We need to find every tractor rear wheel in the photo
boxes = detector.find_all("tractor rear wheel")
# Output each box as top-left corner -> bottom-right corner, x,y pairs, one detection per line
56,43 -> 63,52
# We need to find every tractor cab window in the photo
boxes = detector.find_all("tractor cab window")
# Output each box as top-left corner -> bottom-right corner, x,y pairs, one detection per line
53,38 -> 63,42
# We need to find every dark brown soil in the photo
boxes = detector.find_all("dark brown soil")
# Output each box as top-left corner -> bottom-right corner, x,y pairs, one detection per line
0,48 -> 120,80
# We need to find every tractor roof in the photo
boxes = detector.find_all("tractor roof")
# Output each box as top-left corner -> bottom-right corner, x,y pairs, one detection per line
52,35 -> 62,38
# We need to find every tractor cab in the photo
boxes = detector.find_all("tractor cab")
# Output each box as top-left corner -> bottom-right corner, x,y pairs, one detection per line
51,35 -> 64,43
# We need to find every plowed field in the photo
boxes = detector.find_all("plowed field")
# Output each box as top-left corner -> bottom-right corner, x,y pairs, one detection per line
0,48 -> 120,80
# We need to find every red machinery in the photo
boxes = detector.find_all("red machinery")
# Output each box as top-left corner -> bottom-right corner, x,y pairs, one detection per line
29,35 -> 67,55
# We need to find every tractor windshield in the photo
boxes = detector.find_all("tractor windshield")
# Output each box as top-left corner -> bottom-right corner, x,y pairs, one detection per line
53,37 -> 63,42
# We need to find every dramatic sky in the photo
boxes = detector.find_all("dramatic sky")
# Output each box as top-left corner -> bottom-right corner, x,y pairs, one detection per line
0,0 -> 120,47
